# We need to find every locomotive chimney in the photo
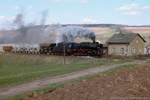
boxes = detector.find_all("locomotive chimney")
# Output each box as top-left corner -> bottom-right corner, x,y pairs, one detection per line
93,39 -> 95,43
93,37 -> 96,43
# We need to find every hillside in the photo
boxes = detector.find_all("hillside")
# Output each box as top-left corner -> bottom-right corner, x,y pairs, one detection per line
0,24 -> 150,44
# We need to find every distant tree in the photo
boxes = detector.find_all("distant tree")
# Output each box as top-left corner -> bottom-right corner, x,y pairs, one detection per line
110,25 -> 124,32
110,25 -> 132,34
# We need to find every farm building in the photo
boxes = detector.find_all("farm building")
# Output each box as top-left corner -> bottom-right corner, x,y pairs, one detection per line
107,33 -> 146,56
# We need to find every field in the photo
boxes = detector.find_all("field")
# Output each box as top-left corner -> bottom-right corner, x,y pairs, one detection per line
21,63 -> 150,100
0,26 -> 150,44
86,27 -> 150,43
123,27 -> 150,33
0,52 -> 130,88
0,26 -> 150,99
85,27 -> 112,34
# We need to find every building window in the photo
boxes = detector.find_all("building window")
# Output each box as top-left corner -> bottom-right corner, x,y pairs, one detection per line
120,48 -> 124,54
113,48 -> 115,54
132,48 -> 135,54
136,40 -> 138,44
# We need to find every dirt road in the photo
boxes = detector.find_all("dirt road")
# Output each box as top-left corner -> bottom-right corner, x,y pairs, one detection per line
0,59 -> 150,99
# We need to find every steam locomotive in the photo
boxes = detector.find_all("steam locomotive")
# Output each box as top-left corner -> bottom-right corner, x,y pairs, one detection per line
3,42 -> 103,57
53,42 -> 103,57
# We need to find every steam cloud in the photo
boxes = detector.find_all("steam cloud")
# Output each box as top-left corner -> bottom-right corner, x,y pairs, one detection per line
58,26 -> 96,43
0,10 -> 59,44
0,11 -> 96,44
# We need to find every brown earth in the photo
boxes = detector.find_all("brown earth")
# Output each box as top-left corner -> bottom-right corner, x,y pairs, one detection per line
23,65 -> 150,100
86,27 -> 150,34
123,27 -> 150,33
86,27 -> 112,34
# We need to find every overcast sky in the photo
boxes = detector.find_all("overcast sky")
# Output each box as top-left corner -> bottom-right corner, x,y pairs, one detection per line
0,0 -> 150,29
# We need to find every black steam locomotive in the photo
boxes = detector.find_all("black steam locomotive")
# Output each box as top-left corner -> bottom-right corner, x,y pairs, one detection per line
53,42 -> 103,57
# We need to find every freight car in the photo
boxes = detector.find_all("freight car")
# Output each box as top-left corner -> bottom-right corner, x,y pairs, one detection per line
53,42 -> 103,57
3,46 -> 13,52
40,43 -> 56,54
3,42 -> 103,57
11,44 -> 40,54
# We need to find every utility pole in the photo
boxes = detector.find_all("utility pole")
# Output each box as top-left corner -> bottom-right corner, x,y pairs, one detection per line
126,35 -> 128,56
63,35 -> 66,64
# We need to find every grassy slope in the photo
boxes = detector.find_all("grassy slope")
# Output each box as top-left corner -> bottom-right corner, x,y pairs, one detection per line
0,52 -> 130,88
139,33 -> 150,37
96,29 -> 118,38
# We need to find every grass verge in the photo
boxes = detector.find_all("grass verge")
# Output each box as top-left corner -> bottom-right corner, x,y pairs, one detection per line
0,52 -> 132,88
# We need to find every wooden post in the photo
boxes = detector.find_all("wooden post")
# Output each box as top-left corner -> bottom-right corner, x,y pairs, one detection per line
126,35 -> 128,56
63,35 -> 66,64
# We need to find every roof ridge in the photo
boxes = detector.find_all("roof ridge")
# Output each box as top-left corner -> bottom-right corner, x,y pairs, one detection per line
107,33 -> 145,43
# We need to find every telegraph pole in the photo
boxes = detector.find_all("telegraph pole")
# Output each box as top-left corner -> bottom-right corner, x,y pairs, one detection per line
126,35 -> 128,56
63,35 -> 66,64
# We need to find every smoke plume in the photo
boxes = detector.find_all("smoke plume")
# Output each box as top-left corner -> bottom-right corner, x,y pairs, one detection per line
0,10 -> 59,44
58,26 -> 96,43
40,9 -> 49,25
13,13 -> 24,28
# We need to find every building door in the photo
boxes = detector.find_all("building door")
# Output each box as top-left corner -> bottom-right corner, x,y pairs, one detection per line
132,48 -> 135,55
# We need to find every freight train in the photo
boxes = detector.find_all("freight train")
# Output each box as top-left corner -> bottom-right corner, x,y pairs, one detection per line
3,42 -> 103,57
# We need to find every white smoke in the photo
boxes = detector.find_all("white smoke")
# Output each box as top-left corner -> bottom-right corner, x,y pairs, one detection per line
40,9 -> 49,25
13,13 -> 24,28
43,24 -> 60,43
58,26 -> 96,43
18,24 -> 59,44
0,10 -> 59,44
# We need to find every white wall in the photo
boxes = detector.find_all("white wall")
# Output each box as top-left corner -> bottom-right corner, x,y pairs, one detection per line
108,44 -> 129,56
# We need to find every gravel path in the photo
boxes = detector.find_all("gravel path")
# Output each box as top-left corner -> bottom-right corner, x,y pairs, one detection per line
0,59 -> 150,99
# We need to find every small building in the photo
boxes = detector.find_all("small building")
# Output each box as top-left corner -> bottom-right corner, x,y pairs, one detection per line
107,33 -> 146,56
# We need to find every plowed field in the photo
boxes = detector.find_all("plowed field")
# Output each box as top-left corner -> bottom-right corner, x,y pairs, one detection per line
22,65 -> 150,100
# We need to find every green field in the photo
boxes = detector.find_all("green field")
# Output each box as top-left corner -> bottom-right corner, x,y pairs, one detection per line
0,52 -> 131,88
139,33 -> 150,37
96,29 -> 118,38
96,30 -> 150,39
